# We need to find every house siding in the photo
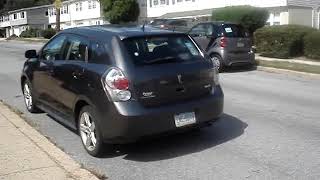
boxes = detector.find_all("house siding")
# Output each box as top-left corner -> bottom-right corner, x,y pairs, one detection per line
26,7 -> 49,29
288,0 -> 320,8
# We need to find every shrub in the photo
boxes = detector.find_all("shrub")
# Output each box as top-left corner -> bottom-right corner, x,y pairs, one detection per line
255,25 -> 316,59
20,28 -> 39,38
42,28 -> 56,39
6,34 -> 18,40
304,31 -> 320,60
212,5 -> 269,35
101,0 -> 140,24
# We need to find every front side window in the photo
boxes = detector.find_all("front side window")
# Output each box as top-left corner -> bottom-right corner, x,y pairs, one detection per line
41,35 -> 67,61
64,35 -> 89,62
123,35 -> 202,66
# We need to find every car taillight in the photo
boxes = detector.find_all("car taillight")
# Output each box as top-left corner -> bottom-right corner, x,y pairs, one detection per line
220,37 -> 227,47
103,68 -> 131,101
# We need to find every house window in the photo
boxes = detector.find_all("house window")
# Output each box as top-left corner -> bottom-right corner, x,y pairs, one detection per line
76,3 -> 79,11
79,2 -> 82,11
45,10 -> 49,16
177,0 -> 182,2
13,14 -> 17,19
0,17 -> 3,22
160,0 -> 166,4
153,0 -> 158,6
21,12 -> 25,19
88,1 -> 92,9
92,1 -> 96,9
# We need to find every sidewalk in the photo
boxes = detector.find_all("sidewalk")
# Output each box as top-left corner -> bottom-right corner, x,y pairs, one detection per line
256,54 -> 320,66
0,102 -> 99,180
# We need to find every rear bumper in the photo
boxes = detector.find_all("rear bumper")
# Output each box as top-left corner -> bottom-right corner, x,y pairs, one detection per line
97,86 -> 224,143
221,50 -> 255,66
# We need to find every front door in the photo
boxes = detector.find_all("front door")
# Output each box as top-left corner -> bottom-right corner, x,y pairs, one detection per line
33,34 -> 67,109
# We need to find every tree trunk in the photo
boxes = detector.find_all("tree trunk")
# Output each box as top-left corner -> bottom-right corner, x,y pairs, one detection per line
56,7 -> 61,31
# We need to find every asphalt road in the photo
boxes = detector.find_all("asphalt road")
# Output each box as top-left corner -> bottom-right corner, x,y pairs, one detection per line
1,41 -> 320,180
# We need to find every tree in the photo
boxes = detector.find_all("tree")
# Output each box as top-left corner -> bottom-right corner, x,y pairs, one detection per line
101,0 -> 140,24
212,6 -> 269,35
54,0 -> 61,31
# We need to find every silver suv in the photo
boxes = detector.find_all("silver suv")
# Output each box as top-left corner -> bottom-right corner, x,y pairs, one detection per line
189,22 -> 255,71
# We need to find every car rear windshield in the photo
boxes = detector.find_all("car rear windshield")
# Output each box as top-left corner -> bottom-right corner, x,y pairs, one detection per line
122,35 -> 203,66
219,24 -> 247,38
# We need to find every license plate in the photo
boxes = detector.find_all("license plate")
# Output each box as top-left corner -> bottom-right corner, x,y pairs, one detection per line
237,42 -> 245,47
174,112 -> 196,127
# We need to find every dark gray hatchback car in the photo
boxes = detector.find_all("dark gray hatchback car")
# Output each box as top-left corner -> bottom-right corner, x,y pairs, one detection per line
21,25 -> 224,156
189,22 -> 255,71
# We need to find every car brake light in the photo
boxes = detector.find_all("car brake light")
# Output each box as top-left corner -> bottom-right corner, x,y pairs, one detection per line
103,68 -> 131,101
220,37 -> 227,47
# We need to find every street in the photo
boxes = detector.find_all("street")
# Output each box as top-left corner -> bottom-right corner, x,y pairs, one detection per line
0,41 -> 320,180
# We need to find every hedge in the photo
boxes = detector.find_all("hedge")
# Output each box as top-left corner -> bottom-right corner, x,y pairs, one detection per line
255,25 -> 316,59
20,28 -> 41,38
304,31 -> 320,60
212,6 -> 269,35
41,28 -> 56,39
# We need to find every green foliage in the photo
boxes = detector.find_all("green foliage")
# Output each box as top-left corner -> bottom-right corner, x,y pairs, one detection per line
212,5 -> 269,34
101,0 -> 140,24
1,0 -> 53,11
304,31 -> 320,60
255,25 -> 316,59
41,28 -> 56,39
20,28 -> 41,38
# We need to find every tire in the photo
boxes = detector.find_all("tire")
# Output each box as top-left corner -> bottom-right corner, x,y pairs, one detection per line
78,105 -> 104,157
22,80 -> 41,113
210,54 -> 224,72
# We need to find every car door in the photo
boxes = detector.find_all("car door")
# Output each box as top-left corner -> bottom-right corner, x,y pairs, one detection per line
33,34 -> 67,108
189,23 -> 214,52
52,34 -> 90,121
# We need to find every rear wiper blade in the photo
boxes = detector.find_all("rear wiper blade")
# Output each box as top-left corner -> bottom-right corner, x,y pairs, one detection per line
143,56 -> 177,64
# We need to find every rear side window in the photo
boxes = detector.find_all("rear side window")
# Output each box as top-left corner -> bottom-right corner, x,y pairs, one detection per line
123,35 -> 202,66
88,42 -> 110,64
219,24 -> 247,38
64,35 -> 89,62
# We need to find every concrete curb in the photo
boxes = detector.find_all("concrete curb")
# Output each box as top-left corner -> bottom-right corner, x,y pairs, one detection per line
257,66 -> 320,78
256,55 -> 320,66
0,102 -> 100,180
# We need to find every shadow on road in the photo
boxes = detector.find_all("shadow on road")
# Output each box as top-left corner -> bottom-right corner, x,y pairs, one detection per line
102,114 -> 247,162
223,64 -> 257,73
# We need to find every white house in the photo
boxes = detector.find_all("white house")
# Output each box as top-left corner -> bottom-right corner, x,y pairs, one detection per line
147,0 -> 320,29
48,0 -> 105,30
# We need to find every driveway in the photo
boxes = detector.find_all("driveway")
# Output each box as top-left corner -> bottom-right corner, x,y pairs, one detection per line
0,41 -> 320,179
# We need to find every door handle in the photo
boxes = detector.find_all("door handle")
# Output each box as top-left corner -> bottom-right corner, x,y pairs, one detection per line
72,70 -> 84,80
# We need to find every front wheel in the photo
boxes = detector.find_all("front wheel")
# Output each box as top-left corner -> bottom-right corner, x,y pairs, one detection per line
78,105 -> 104,157
23,80 -> 41,113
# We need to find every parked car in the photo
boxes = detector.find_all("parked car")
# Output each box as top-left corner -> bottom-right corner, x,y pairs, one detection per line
188,22 -> 255,71
150,19 -> 189,32
21,25 -> 224,157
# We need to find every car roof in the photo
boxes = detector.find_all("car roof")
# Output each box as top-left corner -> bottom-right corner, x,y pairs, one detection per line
198,21 -> 239,26
61,25 -> 185,40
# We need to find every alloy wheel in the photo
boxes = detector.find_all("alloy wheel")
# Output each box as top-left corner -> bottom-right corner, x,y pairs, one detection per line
79,112 -> 97,151
23,83 -> 33,110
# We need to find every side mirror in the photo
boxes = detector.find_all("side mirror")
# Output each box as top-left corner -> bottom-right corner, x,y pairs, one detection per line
25,50 -> 37,59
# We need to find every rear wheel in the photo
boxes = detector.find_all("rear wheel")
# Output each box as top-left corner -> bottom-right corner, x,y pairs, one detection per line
78,105 -> 104,157
23,80 -> 41,113
210,54 -> 224,72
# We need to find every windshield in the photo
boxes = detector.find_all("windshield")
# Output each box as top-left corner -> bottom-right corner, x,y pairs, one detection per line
123,35 -> 203,66
219,24 -> 247,38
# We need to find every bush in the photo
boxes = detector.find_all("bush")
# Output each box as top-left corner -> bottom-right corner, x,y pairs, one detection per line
6,34 -> 18,40
255,25 -> 316,59
20,28 -> 40,38
42,28 -> 56,39
304,31 -> 320,60
212,5 -> 269,35
101,0 -> 140,24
